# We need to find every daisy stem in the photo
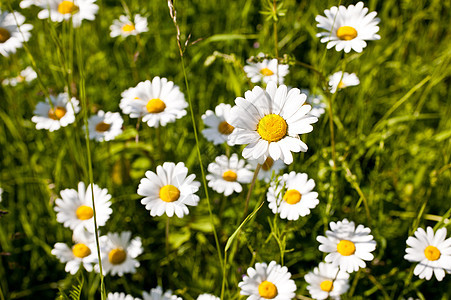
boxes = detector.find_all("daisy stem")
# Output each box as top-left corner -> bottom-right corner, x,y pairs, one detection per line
165,217 -> 170,256
272,0 -> 279,85
348,268 -> 361,297
135,117 -> 141,143
75,26 -> 107,300
242,164 -> 261,220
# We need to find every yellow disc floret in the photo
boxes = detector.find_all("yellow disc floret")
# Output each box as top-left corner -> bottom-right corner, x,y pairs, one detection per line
424,245 -> 441,261
0,27 -> 11,43
337,240 -> 356,256
95,121 -> 111,132
222,170 -> 237,182
48,106 -> 67,120
257,114 -> 287,142
72,243 -> 91,258
159,185 -> 180,202
217,121 -> 234,135
260,67 -> 274,76
336,26 -> 358,41
122,24 -> 135,32
320,280 -> 334,292
283,189 -> 302,205
76,205 -> 94,220
108,248 -> 127,265
58,1 -> 79,14
258,280 -> 278,299
146,98 -> 166,113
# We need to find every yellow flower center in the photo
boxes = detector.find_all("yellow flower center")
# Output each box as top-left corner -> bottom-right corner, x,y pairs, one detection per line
58,1 -> 79,14
48,106 -> 67,120
72,243 -> 91,258
424,245 -> 441,261
76,205 -> 94,220
258,280 -> 278,299
337,240 -> 356,256
0,27 -> 11,43
95,121 -> 111,132
159,184 -> 180,202
283,189 -> 302,205
122,24 -> 135,32
337,81 -> 346,89
336,26 -> 358,41
146,98 -> 166,113
108,248 -> 127,265
320,280 -> 334,292
260,67 -> 274,76
222,170 -> 237,182
261,157 -> 274,171
217,121 -> 235,135
257,114 -> 287,142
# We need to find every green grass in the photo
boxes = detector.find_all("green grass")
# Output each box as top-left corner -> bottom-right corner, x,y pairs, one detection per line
0,0 -> 450,299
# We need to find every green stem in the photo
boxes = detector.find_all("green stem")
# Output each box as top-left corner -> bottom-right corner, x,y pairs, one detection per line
242,164 -> 261,220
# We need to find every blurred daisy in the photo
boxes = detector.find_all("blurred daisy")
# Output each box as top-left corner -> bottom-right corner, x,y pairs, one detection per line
316,2 -> 380,53
0,10 -> 33,57
248,157 -> 286,183
201,103 -> 236,146
0,187 -> 3,202
267,171 -> 319,220
108,292 -> 141,300
51,233 -> 97,275
305,262 -> 349,300
32,92 -> 80,132
238,260 -> 297,300
197,294 -> 219,300
328,71 -> 359,94
37,0 -> 99,28
100,231 -> 143,276
2,66 -> 37,86
404,227 -> 451,281
206,154 -> 253,196
110,14 -> 148,38
20,0 -> 46,8
120,77 -> 187,128
137,162 -> 200,218
317,219 -> 376,273
244,54 -> 289,84
228,82 -> 318,165
301,89 -> 326,118
55,182 -> 113,236
88,110 -> 123,142
143,286 -> 182,300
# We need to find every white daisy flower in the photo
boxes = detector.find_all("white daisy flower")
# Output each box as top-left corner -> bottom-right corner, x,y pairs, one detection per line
404,227 -> 451,281
267,171 -> 319,221
316,2 -> 380,53
244,54 -> 289,84
248,157 -> 286,183
119,77 -> 187,128
20,0 -> 45,8
328,71 -> 359,94
201,103 -> 236,146
300,89 -> 326,118
228,82 -> 318,165
238,260 -> 297,300
197,294 -> 219,300
110,14 -> 148,38
37,0 -> 99,28
31,92 -> 80,132
54,182 -> 113,236
0,10 -> 33,57
87,110 -> 123,142
51,233 -> 97,275
317,219 -> 376,273
108,292 -> 141,300
2,66 -> 37,86
137,162 -> 200,218
304,262 -> 350,300
99,231 -> 143,277
206,154 -> 254,196
142,286 -> 182,300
